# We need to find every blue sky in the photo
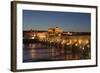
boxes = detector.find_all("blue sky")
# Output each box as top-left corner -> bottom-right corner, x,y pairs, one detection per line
23,10 -> 91,32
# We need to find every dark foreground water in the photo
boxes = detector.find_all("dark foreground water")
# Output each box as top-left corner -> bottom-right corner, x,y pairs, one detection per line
23,43 -> 66,62
23,41 -> 91,62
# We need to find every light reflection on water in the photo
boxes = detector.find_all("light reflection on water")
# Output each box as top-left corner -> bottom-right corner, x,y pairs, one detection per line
23,35 -> 91,62
23,43 -> 91,62
23,43 -> 53,62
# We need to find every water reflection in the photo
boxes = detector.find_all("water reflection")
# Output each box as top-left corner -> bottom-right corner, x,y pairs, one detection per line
23,38 -> 91,62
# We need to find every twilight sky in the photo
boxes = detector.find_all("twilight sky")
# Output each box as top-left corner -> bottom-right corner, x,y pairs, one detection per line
23,10 -> 91,32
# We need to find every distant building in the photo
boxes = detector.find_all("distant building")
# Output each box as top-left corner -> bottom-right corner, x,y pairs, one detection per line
55,27 -> 63,34
48,28 -> 54,33
48,27 -> 63,33
47,27 -> 63,37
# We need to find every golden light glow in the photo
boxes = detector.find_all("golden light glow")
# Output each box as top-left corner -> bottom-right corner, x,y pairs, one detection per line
74,39 -> 77,42
78,39 -> 82,44
39,35 -> 46,38
82,47 -> 84,50
67,32 -> 72,35
86,40 -> 89,44
61,40 -> 66,44
37,33 -> 46,39
66,43 -> 70,45
87,44 -> 90,48
75,43 -> 78,46
69,40 -> 72,44
31,36 -> 35,39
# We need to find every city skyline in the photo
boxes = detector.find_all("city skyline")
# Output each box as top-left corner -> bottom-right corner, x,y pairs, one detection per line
23,10 -> 91,32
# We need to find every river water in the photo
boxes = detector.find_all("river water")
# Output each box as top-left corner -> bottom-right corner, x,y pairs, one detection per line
23,35 -> 91,62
